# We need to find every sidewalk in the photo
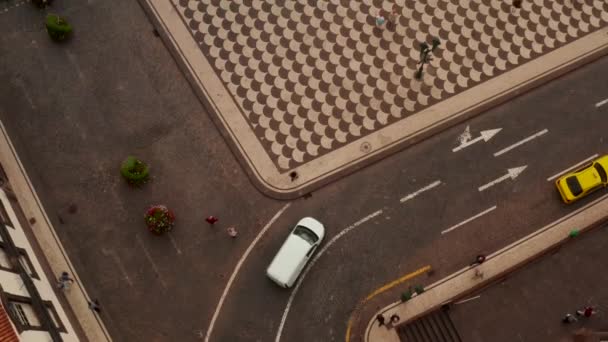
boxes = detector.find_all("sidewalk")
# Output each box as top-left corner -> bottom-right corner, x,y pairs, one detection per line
138,0 -> 608,198
362,193 -> 608,342
0,120 -> 112,342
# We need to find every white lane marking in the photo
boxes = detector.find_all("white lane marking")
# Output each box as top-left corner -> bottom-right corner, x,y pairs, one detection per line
455,295 -> 481,305
458,125 -> 472,145
400,180 -> 442,203
453,128 -> 502,152
167,231 -> 183,255
441,206 -> 497,234
101,248 -> 133,287
596,98 -> 608,108
274,209 -> 384,342
136,234 -> 167,289
205,203 -> 291,342
546,154 -> 599,181
493,129 -> 548,157
478,166 -> 527,192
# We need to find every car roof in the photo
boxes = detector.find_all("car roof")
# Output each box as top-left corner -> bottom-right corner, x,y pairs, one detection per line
575,167 -> 601,191
266,234 -> 312,281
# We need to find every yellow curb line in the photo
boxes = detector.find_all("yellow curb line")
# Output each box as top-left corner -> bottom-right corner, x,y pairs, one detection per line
345,265 -> 432,342
364,265 -> 432,302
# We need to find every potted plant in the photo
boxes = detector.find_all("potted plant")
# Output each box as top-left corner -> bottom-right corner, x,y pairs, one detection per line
45,14 -> 72,41
144,205 -> 175,235
120,156 -> 149,186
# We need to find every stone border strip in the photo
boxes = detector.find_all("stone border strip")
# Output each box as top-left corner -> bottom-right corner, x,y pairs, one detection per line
137,0 -> 608,199
0,120 -> 112,342
363,193 -> 608,342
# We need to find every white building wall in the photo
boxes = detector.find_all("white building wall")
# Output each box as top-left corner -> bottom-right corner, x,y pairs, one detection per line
0,189 -> 79,342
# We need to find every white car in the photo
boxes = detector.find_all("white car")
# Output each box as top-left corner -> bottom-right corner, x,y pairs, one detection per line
266,217 -> 325,288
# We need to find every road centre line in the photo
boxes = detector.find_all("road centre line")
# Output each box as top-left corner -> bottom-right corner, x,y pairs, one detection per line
441,206 -> 497,235
205,203 -> 291,342
400,180 -> 442,203
275,209 -> 384,342
546,154 -> 599,181
493,128 -> 548,157
596,98 -> 608,108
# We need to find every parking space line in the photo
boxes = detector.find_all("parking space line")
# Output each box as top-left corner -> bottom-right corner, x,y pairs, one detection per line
493,128 -> 548,157
441,206 -> 497,234
136,234 -> 167,289
596,98 -> 608,108
546,154 -> 598,181
275,209 -> 384,342
400,180 -> 441,203
205,203 -> 291,342
100,248 -> 133,287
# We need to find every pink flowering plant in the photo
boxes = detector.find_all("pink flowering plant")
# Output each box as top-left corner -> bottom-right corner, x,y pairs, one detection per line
144,205 -> 175,234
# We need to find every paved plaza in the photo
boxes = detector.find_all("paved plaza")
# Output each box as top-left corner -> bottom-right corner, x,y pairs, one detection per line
142,0 -> 608,197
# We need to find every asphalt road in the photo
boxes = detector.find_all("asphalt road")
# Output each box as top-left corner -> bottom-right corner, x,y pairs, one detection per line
211,55 -> 608,342
0,1 -> 607,342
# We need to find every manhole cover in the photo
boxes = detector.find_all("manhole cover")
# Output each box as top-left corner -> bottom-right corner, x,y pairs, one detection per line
360,142 -> 371,153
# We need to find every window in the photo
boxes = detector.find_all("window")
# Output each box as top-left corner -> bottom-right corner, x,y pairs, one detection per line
0,248 -> 12,270
17,250 -> 38,279
0,201 -> 12,228
293,226 -> 319,245
9,301 -> 40,328
594,163 -> 607,183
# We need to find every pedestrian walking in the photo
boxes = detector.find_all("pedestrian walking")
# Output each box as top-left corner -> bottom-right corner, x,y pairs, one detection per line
57,271 -> 74,290
376,314 -> 385,326
227,226 -> 238,238
576,306 -> 596,317
471,254 -> 486,266
375,12 -> 386,28
88,299 -> 101,313
562,313 -> 578,324
387,5 -> 399,29
206,216 -> 219,225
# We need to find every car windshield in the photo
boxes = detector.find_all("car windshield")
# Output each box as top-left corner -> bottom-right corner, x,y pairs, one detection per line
293,226 -> 319,245
594,163 -> 607,183
566,176 -> 583,196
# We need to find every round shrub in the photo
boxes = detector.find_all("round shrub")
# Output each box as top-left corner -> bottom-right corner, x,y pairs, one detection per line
45,14 -> 72,41
144,205 -> 175,235
120,156 -> 149,186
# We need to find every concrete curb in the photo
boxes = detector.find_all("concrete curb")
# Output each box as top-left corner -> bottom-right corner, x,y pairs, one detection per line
363,193 -> 608,342
0,120 -> 112,342
134,0 -> 608,199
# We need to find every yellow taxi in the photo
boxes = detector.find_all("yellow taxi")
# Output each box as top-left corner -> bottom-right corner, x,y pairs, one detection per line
555,155 -> 608,203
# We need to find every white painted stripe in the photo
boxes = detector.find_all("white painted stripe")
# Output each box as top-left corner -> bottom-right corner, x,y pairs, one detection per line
274,209 -> 384,342
454,295 -> 481,305
596,98 -> 608,108
167,231 -> 183,255
136,234 -> 167,289
205,203 -> 291,342
400,180 -> 442,203
441,206 -> 497,234
546,154 -> 599,181
101,248 -> 133,287
493,129 -> 548,157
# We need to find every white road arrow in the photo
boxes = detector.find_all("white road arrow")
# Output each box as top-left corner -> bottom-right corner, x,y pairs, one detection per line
478,165 -> 527,192
453,128 -> 502,152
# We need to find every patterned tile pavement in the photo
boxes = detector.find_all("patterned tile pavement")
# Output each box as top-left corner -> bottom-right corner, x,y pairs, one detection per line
141,0 -> 608,197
